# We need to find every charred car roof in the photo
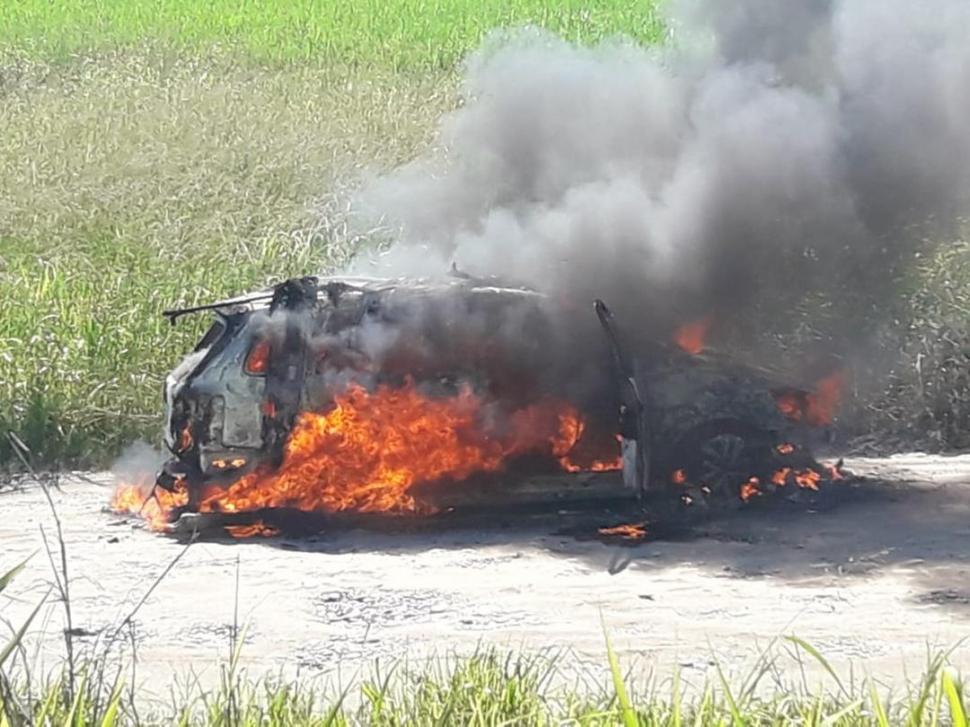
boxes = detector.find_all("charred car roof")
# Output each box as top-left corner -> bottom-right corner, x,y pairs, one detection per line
161,274 -> 544,325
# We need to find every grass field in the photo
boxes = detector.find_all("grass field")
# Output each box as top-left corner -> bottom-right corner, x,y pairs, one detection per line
0,0 -> 667,466
5,647 -> 969,726
0,0 -> 664,68
0,53 -> 452,464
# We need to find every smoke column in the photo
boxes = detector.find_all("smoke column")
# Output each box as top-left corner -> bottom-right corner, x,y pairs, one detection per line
352,0 -> 970,382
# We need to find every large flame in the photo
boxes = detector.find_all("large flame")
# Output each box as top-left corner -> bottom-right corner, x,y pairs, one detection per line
552,412 -> 624,473
110,481 -> 188,531
112,381 -> 620,529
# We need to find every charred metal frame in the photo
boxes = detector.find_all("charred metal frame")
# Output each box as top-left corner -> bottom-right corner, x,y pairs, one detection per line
152,275 -> 831,522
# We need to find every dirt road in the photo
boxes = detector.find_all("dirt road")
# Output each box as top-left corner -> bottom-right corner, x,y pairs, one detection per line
2,453 -> 969,700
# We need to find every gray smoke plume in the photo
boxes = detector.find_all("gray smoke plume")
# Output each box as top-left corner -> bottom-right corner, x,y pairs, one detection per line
351,0 -> 970,381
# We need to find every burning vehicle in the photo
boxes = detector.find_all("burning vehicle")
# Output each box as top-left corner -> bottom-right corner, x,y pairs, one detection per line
594,299 -> 844,515
113,274 -> 844,535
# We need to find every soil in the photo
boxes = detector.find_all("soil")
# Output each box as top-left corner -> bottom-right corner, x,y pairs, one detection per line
1,453 -> 969,701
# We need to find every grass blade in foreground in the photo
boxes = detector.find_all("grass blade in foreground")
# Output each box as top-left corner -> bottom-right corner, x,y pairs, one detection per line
0,590 -> 48,668
0,556 -> 32,595
714,658 -> 745,727
787,635 -> 849,698
943,669 -> 967,727
869,680 -> 891,727
602,615 -> 637,727
0,645 -> 969,724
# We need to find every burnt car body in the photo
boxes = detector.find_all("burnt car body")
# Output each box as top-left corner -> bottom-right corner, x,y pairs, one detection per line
157,275 -> 823,512
159,275 -> 584,498
594,300 -> 823,510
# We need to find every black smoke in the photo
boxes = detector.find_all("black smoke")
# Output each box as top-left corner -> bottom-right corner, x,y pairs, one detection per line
351,0 -> 970,395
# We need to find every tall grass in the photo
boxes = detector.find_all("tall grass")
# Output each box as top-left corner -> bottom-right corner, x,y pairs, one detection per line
2,639 -> 968,725
0,53 -> 450,465
0,0 -> 664,69
865,240 -> 970,451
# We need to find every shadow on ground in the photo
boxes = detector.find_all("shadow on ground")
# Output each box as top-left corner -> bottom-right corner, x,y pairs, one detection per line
194,466 -> 970,615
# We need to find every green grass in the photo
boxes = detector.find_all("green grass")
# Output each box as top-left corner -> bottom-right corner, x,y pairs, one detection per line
0,53 -> 452,465
2,642 -> 969,725
0,0 -> 665,69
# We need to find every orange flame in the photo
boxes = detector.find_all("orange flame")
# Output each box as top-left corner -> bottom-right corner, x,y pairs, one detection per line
674,316 -> 712,355
804,371 -> 846,426
244,339 -> 270,375
772,467 -> 791,486
774,392 -> 804,421
775,442 -> 795,455
559,457 -> 622,473
225,521 -> 280,538
110,481 -> 188,531
552,411 -> 584,473
598,522 -> 647,540
775,370 -> 847,426
739,477 -> 761,502
109,382 -> 620,529
212,458 -> 247,471
204,384 -> 516,515
178,425 -> 193,453
794,469 -> 821,490
111,384 -> 621,532
671,468 -> 687,485
553,413 -> 622,473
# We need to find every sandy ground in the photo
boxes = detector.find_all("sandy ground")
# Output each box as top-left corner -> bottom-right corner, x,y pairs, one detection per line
2,453 -> 970,703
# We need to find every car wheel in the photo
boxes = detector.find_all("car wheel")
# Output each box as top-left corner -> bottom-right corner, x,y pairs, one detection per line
694,433 -> 754,496
670,420 -> 771,504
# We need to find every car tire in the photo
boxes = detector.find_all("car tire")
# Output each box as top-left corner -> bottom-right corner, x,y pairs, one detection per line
669,419 -> 772,504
